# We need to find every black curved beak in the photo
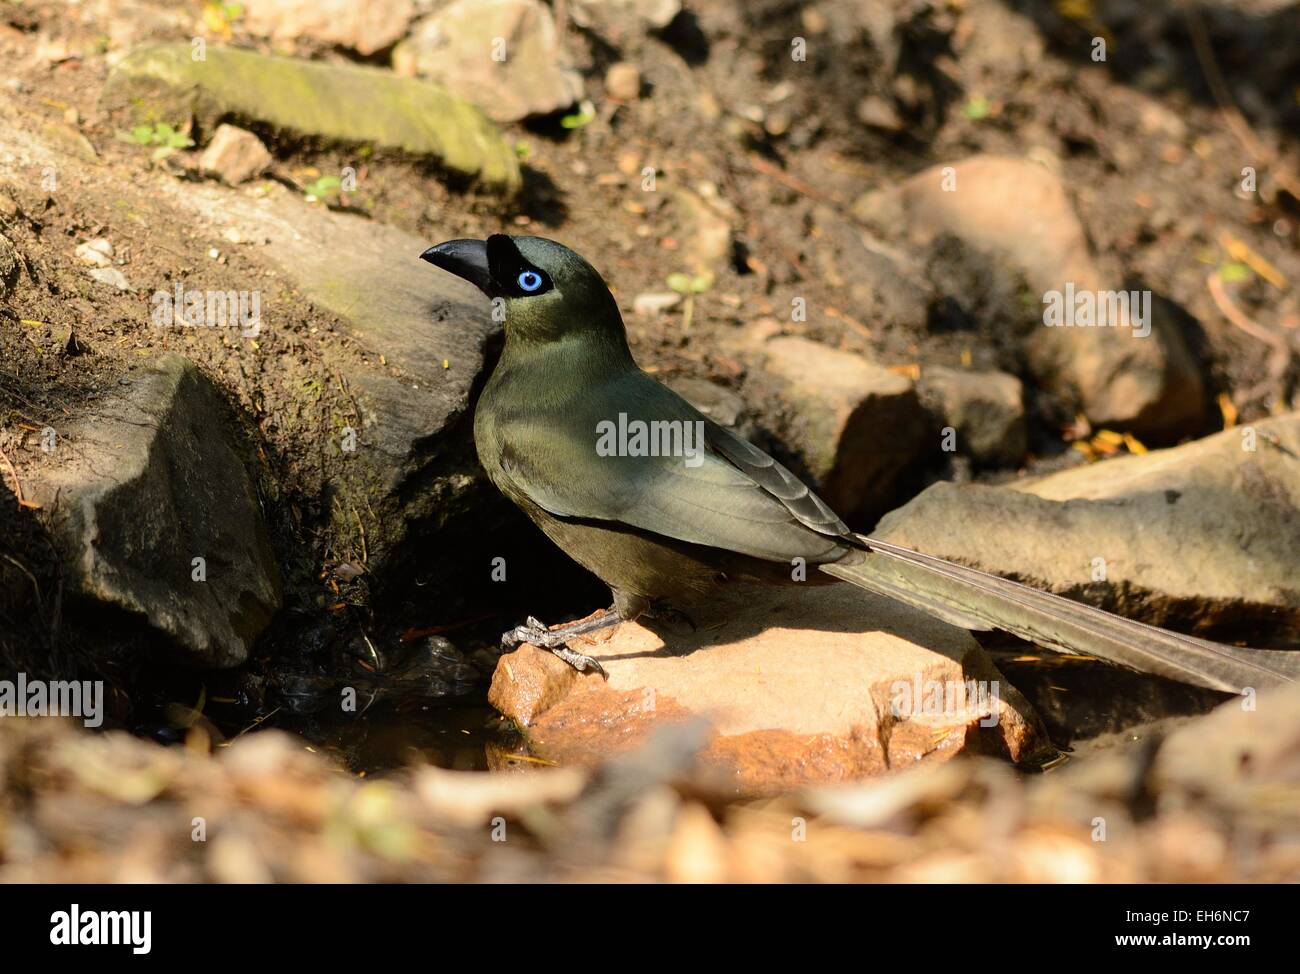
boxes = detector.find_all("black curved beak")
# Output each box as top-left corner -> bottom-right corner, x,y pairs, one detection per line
420,238 -> 492,295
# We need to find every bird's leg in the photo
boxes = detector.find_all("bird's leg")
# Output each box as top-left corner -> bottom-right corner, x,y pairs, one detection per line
500,608 -> 621,677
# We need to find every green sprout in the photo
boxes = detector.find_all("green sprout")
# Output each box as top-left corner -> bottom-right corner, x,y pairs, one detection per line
666,271 -> 713,332
303,175 -> 342,203
560,101 -> 596,130
961,95 -> 991,121
1217,261 -> 1253,284
116,122 -> 195,162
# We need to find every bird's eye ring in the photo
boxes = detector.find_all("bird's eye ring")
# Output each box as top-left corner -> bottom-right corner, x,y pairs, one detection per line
517,270 -> 543,292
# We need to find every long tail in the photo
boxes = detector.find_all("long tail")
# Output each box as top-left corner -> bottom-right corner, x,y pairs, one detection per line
820,535 -> 1300,693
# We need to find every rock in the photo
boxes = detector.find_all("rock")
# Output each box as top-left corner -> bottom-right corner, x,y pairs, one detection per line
197,124 -> 272,185
876,412 -> 1300,645
856,94 -> 903,131
101,44 -> 520,193
576,0 -> 681,30
863,155 -> 1205,442
38,121 -> 98,162
241,0 -> 417,56
26,354 -> 281,667
605,62 -> 641,101
155,179 -> 498,575
488,584 -> 1051,797
393,0 -> 583,123
74,238 -> 114,267
664,376 -> 750,435
918,365 -> 1026,468
87,267 -> 131,290
745,334 -> 930,524
632,291 -> 681,316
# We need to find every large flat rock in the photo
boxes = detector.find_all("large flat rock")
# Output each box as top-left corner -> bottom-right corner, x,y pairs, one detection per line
877,412 -> 1300,645
490,583 -> 1050,797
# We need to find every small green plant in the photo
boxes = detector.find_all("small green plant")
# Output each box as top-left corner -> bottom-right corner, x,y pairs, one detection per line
560,101 -> 596,130
666,271 -> 714,332
1217,261 -> 1253,284
117,122 -> 195,162
303,175 -> 342,202
202,1 -> 244,36
961,95 -> 991,121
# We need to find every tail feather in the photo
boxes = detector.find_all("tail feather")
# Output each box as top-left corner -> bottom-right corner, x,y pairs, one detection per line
820,535 -> 1300,693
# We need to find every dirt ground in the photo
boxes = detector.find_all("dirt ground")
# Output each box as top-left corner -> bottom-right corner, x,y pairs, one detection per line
2,0 -> 1299,748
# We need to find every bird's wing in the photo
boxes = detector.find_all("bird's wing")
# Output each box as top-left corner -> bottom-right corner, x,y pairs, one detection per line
492,371 -> 850,562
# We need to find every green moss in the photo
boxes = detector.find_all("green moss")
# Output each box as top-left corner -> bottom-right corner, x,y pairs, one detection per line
101,44 -> 520,193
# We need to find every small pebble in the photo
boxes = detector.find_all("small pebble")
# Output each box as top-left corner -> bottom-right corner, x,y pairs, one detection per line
87,267 -> 130,290
75,238 -> 114,267
605,62 -> 641,101
633,291 -> 683,316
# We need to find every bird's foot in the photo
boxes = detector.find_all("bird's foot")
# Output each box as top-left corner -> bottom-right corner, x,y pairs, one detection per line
500,613 -> 615,678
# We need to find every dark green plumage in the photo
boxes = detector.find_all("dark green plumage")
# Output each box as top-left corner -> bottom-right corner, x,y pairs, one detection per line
421,234 -> 1299,692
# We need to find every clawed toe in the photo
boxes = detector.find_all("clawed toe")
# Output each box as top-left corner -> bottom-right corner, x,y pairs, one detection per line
502,621 -> 556,649
551,645 -> 608,678
499,616 -> 611,678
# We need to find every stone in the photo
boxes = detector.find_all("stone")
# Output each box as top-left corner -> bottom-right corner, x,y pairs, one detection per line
197,124 -> 272,185
664,376 -> 750,436
155,179 -> 499,575
745,334 -> 929,524
393,0 -> 583,123
605,62 -> 641,101
632,291 -> 681,316
100,44 -> 520,193
576,0 -> 681,30
876,412 -> 1300,646
856,94 -> 902,131
26,355 -> 282,667
74,238 -> 114,267
87,267 -> 131,290
918,365 -> 1026,467
38,121 -> 98,162
862,155 -> 1205,442
488,584 -> 1051,797
241,0 -> 417,56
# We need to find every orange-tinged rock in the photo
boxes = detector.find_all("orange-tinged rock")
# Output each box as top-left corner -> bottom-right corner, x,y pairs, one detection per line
489,583 -> 1051,797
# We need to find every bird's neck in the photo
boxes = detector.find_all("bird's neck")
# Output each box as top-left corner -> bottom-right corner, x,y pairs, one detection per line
485,328 -> 635,412
498,323 -> 636,375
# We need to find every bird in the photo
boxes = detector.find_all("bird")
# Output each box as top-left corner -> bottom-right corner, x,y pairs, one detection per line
420,233 -> 1299,694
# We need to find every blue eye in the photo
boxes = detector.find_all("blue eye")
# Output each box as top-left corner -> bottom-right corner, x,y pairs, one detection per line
517,270 -> 543,292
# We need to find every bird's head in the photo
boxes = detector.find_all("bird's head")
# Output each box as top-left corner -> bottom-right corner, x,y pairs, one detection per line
420,234 -> 625,347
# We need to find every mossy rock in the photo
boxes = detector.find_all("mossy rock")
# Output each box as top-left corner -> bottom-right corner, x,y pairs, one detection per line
101,44 -> 520,193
